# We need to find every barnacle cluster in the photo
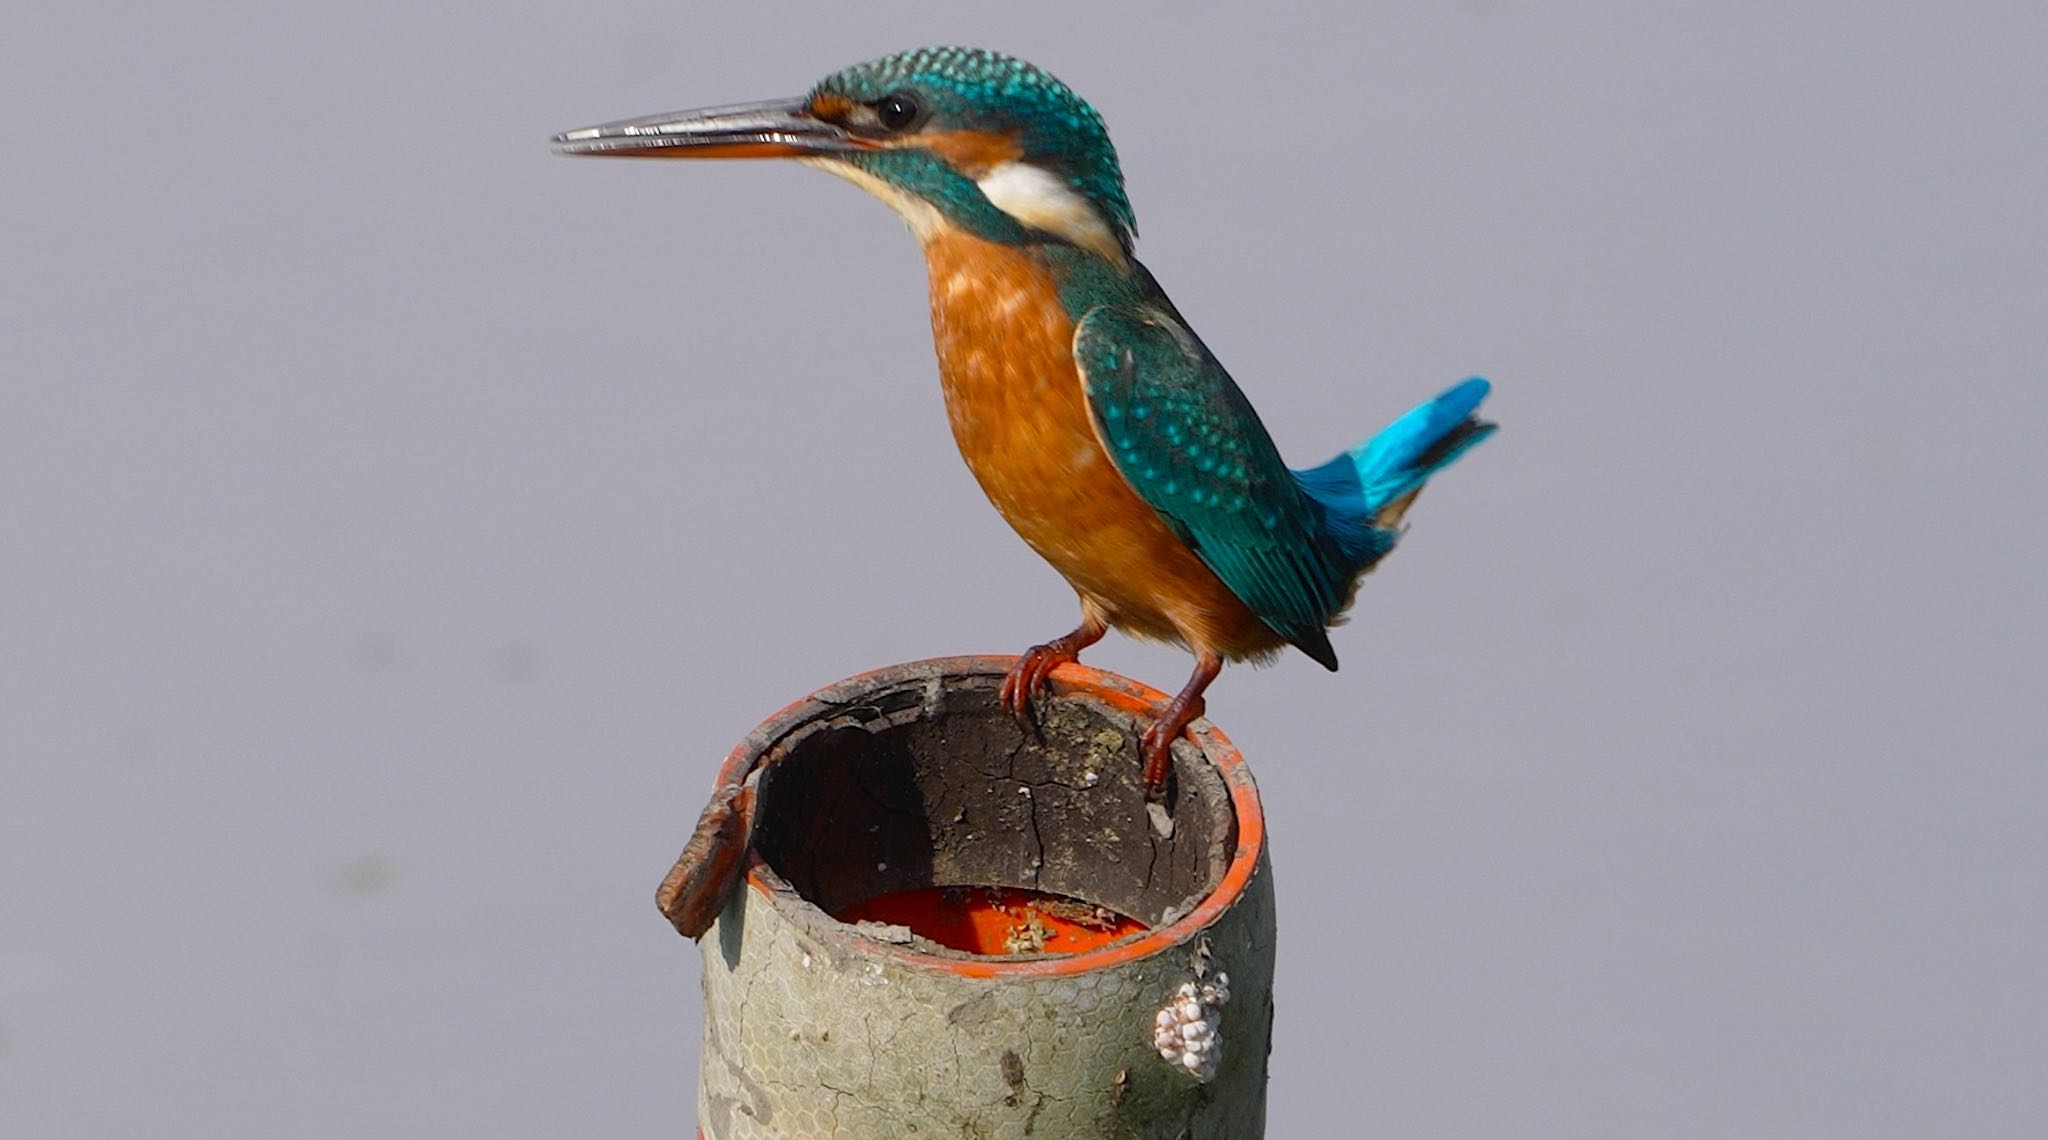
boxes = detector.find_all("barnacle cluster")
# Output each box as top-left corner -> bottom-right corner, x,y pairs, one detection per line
1151,971 -> 1231,1081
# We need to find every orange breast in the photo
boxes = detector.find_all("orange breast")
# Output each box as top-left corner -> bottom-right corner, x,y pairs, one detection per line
921,230 -> 1281,660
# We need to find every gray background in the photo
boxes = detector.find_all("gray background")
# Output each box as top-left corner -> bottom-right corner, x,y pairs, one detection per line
6,2 -> 2044,1137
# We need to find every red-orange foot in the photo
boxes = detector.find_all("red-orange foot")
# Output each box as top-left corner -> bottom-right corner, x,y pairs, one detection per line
1141,653 -> 1224,805
999,617 -> 1107,726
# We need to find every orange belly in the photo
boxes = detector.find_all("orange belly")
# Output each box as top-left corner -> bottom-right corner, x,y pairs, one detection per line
921,230 -> 1282,660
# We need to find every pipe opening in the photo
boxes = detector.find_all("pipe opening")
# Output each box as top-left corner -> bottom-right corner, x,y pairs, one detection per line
750,671 -> 1237,960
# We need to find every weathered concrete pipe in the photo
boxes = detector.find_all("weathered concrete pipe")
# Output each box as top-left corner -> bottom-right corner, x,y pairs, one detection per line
665,656 -> 1275,1139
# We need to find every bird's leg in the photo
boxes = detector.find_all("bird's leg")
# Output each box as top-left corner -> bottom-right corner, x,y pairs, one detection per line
1141,652 -> 1224,804
999,612 -> 1108,723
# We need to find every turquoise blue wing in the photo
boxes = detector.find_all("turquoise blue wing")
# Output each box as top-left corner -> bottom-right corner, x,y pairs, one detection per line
1074,304 -> 1346,668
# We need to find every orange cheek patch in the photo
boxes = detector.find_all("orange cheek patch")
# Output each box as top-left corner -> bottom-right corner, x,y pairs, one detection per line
916,129 -> 1024,178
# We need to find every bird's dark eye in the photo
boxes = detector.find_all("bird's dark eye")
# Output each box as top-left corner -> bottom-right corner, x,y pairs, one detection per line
875,91 -> 922,132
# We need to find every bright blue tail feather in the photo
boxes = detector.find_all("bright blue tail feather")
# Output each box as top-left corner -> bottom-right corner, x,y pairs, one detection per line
1294,377 -> 1496,571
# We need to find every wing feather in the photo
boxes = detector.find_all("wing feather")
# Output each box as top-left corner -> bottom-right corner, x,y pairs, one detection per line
1073,304 -> 1346,668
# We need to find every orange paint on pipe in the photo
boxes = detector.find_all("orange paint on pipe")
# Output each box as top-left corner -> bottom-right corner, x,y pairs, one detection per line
835,886 -> 1148,956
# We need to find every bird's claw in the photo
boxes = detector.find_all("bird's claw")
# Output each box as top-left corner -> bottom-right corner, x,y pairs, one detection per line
1139,720 -> 1175,801
1140,722 -> 1180,838
999,641 -> 1076,729
1140,692 -> 1203,801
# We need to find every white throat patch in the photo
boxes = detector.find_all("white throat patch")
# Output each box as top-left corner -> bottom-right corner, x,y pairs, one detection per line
803,157 -> 948,242
975,161 -> 1127,265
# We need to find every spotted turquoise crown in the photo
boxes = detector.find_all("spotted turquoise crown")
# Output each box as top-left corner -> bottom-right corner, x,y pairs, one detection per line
810,46 -> 1137,250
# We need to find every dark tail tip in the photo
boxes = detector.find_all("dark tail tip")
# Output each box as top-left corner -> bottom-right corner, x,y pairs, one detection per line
1413,415 -> 1498,473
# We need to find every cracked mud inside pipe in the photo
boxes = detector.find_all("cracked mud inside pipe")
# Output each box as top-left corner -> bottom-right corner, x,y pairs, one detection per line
751,676 -> 1234,958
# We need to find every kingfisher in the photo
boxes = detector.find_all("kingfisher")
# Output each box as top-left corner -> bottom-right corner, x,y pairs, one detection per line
556,47 -> 1495,810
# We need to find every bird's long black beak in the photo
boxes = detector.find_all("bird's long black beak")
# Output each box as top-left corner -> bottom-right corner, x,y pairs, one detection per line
552,97 -> 866,159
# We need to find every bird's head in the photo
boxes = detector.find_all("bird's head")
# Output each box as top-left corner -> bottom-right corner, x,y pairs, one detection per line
556,47 -> 1136,265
